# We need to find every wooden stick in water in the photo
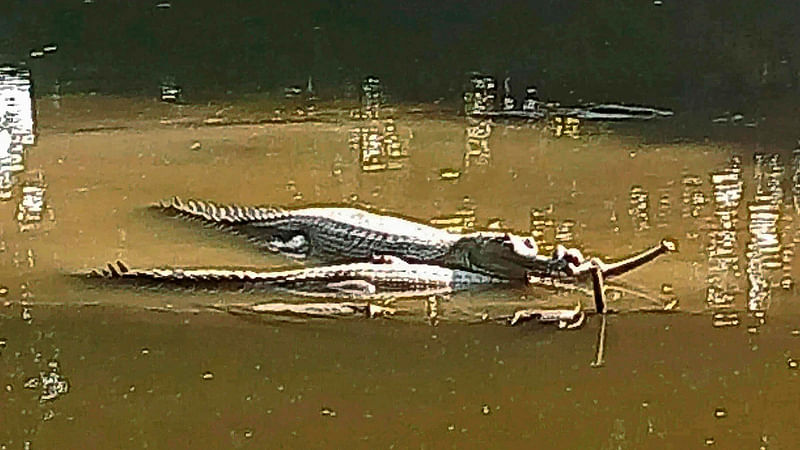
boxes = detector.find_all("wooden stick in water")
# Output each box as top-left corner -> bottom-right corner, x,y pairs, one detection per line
591,314 -> 607,368
589,261 -> 606,314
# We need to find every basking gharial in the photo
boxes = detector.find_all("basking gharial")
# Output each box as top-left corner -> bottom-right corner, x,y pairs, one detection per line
79,196 -> 677,301
152,197 -> 588,280
84,240 -> 674,300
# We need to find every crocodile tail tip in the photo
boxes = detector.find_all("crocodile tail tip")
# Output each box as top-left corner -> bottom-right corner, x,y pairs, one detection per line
152,196 -> 282,223
152,196 -> 182,210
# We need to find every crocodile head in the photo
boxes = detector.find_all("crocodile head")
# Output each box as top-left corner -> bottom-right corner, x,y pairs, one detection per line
449,232 -> 562,280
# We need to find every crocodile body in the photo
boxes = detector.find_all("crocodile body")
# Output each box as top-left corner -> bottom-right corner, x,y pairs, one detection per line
86,257 -> 507,299
155,197 -> 570,280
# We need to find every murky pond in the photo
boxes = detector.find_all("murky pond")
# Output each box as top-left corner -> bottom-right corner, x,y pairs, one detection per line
2,89 -> 800,448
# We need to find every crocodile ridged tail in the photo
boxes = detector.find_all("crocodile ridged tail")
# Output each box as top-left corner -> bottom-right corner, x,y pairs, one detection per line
85,260 -> 297,283
153,196 -> 285,224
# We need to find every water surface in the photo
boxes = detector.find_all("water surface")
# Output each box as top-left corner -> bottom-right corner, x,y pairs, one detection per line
1,96 -> 800,447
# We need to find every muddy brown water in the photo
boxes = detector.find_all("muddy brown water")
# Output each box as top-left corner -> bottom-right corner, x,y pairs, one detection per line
2,97 -> 800,448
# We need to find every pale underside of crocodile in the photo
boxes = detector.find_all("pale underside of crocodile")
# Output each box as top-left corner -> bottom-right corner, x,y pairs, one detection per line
153,197 -> 566,280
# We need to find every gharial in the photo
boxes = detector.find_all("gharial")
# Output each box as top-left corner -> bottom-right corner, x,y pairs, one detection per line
78,197 -> 676,301
151,197 -> 602,279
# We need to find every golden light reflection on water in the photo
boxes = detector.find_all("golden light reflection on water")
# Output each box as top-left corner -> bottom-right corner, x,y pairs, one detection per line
0,67 -> 35,202
349,120 -> 406,172
464,119 -> 492,168
707,156 -> 743,326
629,185 -> 651,232
746,153 -> 784,312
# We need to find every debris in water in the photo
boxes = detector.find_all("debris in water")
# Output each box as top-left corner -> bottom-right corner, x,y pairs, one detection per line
202,371 -> 214,380
788,358 -> 798,369
24,377 -> 40,390
36,364 -> 70,403
190,141 -> 201,151
509,302 -> 585,329
245,302 -> 394,319
439,168 -> 461,180
481,404 -> 491,415
320,407 -> 337,417
713,408 -> 727,419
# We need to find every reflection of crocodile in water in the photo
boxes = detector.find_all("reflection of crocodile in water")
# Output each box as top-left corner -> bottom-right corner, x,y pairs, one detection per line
153,197 -> 584,280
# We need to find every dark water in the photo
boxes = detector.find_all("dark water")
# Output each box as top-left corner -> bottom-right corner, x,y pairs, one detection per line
3,0 -> 800,107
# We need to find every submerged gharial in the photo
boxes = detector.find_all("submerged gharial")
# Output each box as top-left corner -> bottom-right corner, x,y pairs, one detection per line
153,197 -> 588,280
